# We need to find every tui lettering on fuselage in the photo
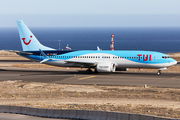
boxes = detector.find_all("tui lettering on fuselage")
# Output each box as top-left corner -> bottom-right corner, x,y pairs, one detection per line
137,54 -> 151,61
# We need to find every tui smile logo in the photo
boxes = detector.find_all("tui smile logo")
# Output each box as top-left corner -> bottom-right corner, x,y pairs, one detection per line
22,35 -> 32,45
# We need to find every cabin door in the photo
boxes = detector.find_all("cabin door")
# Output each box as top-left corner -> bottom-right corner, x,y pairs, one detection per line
152,54 -> 157,63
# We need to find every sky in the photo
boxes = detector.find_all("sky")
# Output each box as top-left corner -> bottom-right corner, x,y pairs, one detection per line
0,0 -> 180,27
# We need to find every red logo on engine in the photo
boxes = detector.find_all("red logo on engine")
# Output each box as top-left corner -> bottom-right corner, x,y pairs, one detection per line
22,35 -> 32,45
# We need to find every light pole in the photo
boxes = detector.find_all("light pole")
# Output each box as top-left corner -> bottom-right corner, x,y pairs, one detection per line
58,40 -> 61,50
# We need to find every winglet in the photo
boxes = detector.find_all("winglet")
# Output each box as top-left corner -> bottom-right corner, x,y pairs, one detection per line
39,49 -> 48,59
97,46 -> 100,51
39,49 -> 50,63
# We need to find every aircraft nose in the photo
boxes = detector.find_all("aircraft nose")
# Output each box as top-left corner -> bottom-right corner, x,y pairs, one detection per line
171,60 -> 177,66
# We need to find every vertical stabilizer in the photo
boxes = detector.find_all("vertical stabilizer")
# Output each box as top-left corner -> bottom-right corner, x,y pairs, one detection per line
16,20 -> 55,51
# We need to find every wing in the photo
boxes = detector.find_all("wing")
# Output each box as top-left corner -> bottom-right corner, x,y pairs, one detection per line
65,60 -> 97,67
39,49 -> 97,67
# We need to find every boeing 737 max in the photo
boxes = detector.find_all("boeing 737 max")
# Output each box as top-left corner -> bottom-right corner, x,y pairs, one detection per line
16,20 -> 177,75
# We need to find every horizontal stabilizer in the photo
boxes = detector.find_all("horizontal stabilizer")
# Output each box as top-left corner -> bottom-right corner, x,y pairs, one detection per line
8,50 -> 33,55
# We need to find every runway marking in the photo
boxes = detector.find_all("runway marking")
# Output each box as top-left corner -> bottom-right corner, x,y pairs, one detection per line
171,76 -> 180,79
78,76 -> 96,80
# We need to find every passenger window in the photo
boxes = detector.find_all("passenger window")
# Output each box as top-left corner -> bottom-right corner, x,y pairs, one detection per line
162,56 -> 169,59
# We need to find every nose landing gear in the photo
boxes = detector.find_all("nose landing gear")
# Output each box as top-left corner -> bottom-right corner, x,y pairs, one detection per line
157,70 -> 161,75
157,67 -> 167,75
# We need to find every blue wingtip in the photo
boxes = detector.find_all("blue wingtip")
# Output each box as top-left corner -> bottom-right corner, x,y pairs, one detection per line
39,49 -> 49,59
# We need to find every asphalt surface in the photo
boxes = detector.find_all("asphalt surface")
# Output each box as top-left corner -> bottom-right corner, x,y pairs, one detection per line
0,65 -> 180,88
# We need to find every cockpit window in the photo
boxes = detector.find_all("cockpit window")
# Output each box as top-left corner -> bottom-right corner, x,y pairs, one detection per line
162,56 -> 170,59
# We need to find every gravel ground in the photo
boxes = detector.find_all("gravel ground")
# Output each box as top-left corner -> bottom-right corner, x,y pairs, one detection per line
0,81 -> 179,118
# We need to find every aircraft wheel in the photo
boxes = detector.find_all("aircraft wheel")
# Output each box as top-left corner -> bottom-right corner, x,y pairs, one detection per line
157,71 -> 161,75
94,69 -> 98,73
86,69 -> 92,74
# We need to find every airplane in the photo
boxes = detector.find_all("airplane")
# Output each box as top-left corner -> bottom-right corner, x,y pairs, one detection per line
15,20 -> 177,75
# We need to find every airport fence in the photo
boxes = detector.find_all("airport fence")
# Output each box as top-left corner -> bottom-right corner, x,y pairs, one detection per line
0,105 -> 178,120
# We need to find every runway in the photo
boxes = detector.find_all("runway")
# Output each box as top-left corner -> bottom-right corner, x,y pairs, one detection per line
0,66 -> 180,88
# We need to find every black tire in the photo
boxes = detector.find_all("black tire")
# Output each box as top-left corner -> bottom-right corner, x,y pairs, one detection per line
157,71 -> 161,75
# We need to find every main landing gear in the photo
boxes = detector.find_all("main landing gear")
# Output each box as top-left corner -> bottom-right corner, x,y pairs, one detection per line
86,68 -> 92,74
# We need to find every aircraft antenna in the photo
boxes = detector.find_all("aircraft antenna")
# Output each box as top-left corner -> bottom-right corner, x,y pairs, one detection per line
58,40 -> 61,50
